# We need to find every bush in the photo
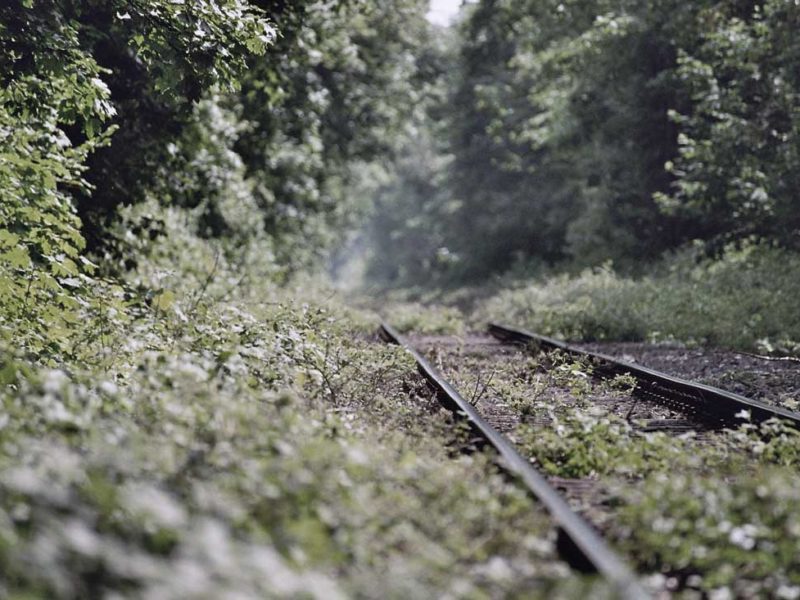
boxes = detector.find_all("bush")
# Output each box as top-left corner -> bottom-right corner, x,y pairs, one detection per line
616,468 -> 800,596
478,243 -> 800,353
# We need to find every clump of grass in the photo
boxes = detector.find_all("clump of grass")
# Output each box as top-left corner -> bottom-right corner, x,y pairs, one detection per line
387,301 -> 466,335
478,243 -> 800,354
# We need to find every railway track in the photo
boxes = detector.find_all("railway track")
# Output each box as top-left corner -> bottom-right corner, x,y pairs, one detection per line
380,321 -> 800,597
488,322 -> 800,429
380,322 -> 648,599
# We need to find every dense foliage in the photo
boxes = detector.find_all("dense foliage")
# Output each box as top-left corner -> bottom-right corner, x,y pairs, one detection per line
478,242 -> 800,353
0,212 -> 611,597
0,0 -> 272,357
233,0 -> 434,267
366,0 -> 800,284
0,0 -> 434,359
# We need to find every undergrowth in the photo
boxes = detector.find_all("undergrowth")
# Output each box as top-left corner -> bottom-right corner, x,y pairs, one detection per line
477,243 -> 800,355
615,469 -> 800,598
0,202 -> 612,598
433,342 -> 800,596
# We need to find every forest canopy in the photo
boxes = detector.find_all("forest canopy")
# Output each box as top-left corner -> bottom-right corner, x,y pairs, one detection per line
7,0 -> 799,303
0,0 -> 432,357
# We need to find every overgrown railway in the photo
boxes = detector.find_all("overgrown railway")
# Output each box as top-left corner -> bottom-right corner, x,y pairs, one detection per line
380,321 -> 800,596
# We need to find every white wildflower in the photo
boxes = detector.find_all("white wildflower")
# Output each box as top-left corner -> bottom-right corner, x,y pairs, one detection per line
709,587 -> 732,600
91,77 -> 111,95
123,484 -> 188,529
778,585 -> 800,600
99,380 -> 119,396
42,369 -> 68,393
346,445 -> 369,466
729,524 -> 759,550
64,519 -> 100,557
176,361 -> 208,382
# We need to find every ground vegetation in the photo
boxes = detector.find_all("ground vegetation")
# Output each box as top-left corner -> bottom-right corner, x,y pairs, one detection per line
4,0 -> 800,596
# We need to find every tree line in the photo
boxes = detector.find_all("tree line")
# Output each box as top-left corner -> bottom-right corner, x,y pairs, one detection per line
367,0 -> 800,285
0,0 -> 430,356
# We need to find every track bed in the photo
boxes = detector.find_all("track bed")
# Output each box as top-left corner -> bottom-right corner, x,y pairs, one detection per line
576,341 -> 800,410
388,326 -> 800,597
409,332 -> 727,539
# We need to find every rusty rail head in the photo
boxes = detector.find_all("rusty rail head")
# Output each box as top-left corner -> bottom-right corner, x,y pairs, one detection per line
380,321 -> 650,600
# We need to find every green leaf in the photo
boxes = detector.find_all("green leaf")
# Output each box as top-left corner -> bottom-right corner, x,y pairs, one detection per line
0,230 -> 20,248
1,246 -> 31,269
153,290 -> 176,312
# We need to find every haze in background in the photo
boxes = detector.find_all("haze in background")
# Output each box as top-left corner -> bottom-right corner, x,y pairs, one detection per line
427,0 -> 461,26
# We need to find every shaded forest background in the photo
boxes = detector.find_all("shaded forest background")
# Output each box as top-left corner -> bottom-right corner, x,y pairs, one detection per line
366,0 -> 800,286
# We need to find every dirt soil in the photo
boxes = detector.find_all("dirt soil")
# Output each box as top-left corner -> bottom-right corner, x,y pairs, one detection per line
576,341 -> 800,410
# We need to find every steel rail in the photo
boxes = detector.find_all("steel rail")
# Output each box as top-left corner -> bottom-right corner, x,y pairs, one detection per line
380,322 -> 649,600
488,322 -> 800,428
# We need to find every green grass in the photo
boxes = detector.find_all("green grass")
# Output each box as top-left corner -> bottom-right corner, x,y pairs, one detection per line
477,243 -> 800,354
